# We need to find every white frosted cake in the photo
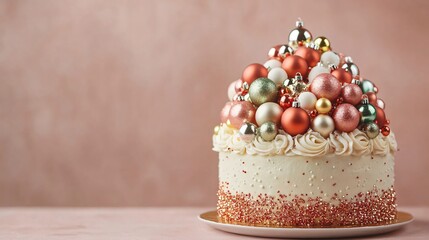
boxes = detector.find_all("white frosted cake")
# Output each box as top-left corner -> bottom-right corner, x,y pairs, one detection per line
212,20 -> 398,227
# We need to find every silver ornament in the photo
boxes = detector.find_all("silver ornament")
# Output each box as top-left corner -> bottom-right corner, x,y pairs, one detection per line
363,122 -> 380,139
259,122 -> 278,141
288,19 -> 312,49
248,78 -> 278,106
255,102 -> 283,126
278,44 -> 294,58
239,122 -> 257,142
311,115 -> 335,138
341,56 -> 360,77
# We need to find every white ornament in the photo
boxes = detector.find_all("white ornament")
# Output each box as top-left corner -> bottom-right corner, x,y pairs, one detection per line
312,115 -> 335,138
298,92 -> 317,110
227,80 -> 237,101
264,59 -> 282,70
321,51 -> 340,67
308,65 -> 330,83
255,102 -> 283,126
267,67 -> 288,87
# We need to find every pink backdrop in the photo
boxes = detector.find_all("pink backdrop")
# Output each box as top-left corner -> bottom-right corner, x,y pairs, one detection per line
0,0 -> 428,206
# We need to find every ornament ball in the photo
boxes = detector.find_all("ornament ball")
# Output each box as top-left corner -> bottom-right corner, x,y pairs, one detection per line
281,103 -> 310,136
278,44 -> 294,58
279,94 -> 294,109
264,59 -> 282,70
375,106 -> 387,127
310,73 -> 342,101
312,114 -> 335,138
363,122 -> 380,139
358,101 -> 377,123
267,67 -> 288,87
341,57 -> 360,77
381,125 -> 391,136
294,46 -> 321,67
332,103 -> 360,132
255,102 -> 284,126
239,122 -> 257,142
288,20 -> 312,49
241,63 -> 268,85
282,55 -> 309,78
308,65 -> 330,83
321,51 -> 340,67
313,36 -> 331,52
341,84 -> 363,105
360,79 -> 375,93
298,92 -> 317,111
331,68 -> 352,84
259,122 -> 278,141
315,97 -> 332,114
228,101 -> 256,129
248,78 -> 278,106
366,92 -> 378,105
267,45 -> 283,60
220,102 -> 233,123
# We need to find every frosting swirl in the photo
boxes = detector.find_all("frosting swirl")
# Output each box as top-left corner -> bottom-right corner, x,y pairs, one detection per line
212,124 -> 397,157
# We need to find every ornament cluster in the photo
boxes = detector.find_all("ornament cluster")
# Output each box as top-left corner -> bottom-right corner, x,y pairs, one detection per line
219,19 -> 391,142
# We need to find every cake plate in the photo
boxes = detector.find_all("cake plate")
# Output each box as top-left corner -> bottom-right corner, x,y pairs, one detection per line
198,210 -> 413,238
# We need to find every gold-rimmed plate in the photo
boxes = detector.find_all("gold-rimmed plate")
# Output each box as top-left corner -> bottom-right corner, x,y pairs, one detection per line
198,210 -> 413,238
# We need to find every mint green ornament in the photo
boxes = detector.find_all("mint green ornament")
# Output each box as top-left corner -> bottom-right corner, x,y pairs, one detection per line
360,79 -> 375,93
358,98 -> 376,123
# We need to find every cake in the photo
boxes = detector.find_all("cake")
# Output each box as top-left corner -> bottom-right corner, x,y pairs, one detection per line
212,20 -> 398,227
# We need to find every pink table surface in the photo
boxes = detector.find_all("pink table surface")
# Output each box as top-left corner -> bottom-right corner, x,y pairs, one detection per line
0,207 -> 427,239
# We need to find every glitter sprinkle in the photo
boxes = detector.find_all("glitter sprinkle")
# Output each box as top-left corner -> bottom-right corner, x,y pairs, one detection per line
217,183 -> 397,227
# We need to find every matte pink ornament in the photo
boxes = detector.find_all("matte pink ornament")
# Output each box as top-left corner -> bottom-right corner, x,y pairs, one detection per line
220,102 -> 233,123
310,73 -> 342,101
341,84 -> 363,105
332,103 -> 360,132
228,101 -> 256,129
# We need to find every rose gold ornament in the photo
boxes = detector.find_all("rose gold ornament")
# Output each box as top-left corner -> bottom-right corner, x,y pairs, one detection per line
332,103 -> 360,132
341,84 -> 363,105
268,45 -> 284,61
366,92 -> 378,106
331,68 -> 352,84
228,101 -> 256,129
241,63 -> 268,85
381,125 -> 390,136
375,107 -> 387,127
294,46 -> 321,67
220,102 -> 233,123
281,102 -> 310,136
282,55 -> 308,78
310,73 -> 342,101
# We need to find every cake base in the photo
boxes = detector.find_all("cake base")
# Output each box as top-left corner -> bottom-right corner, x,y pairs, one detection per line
198,210 -> 413,238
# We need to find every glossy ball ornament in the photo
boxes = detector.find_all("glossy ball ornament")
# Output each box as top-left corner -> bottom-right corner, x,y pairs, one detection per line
341,84 -> 363,105
238,122 -> 257,142
331,68 -> 352,84
288,19 -> 312,49
312,114 -> 335,138
332,103 -> 360,132
366,92 -> 377,105
259,121 -> 278,141
267,67 -> 288,87
241,63 -> 268,85
377,98 -> 385,109
279,94 -> 294,110
255,102 -> 283,126
360,79 -> 375,93
363,122 -> 380,139
278,44 -> 294,58
228,81 -> 238,101
320,51 -> 340,67
264,59 -> 282,70
220,102 -> 233,123
308,64 -> 330,83
375,106 -> 387,127
294,46 -> 321,67
228,101 -> 256,129
357,99 -> 377,124
341,57 -> 360,77
315,98 -> 332,114
298,92 -> 317,111
381,125 -> 391,136
267,45 -> 283,61
248,78 -> 278,106
310,73 -> 342,101
313,36 -> 331,52
281,102 -> 310,136
282,55 -> 308,78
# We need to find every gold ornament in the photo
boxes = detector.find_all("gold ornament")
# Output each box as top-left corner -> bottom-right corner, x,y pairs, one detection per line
288,19 -> 312,49
315,98 -> 332,114
214,125 -> 220,135
313,36 -> 331,52
283,73 -> 308,97
259,122 -> 278,141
